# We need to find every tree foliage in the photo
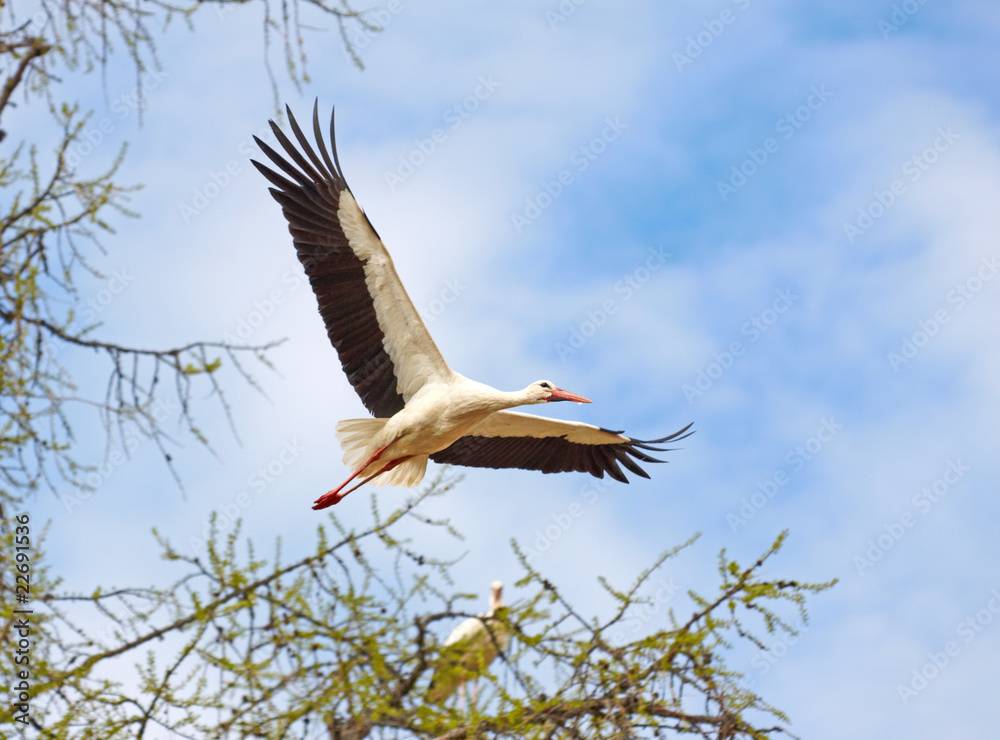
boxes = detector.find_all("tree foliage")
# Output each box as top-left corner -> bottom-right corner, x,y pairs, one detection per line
3,473 -> 835,739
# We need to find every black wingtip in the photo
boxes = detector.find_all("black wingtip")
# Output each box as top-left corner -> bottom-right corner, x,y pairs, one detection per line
250,156 -> 299,193
638,423 -> 695,446
602,421 -> 695,481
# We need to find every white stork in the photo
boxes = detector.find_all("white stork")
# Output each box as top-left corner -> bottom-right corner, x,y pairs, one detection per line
252,103 -> 693,509
427,580 -> 511,707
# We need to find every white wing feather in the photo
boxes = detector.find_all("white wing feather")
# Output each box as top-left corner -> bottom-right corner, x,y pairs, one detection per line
336,191 -> 455,401
469,409 -> 633,444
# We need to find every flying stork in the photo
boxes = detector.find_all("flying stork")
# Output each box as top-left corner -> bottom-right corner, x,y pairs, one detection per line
427,580 -> 511,707
252,103 -> 693,509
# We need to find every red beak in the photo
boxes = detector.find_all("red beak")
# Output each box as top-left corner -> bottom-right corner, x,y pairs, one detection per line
548,387 -> 592,404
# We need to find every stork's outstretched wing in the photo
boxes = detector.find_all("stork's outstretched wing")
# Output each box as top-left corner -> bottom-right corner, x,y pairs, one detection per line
431,411 -> 693,482
252,103 -> 453,417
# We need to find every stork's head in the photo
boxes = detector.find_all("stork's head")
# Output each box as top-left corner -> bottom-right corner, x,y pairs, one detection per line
527,380 -> 593,405
490,580 -> 504,611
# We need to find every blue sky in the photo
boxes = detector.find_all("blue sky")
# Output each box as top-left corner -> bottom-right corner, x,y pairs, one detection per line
16,1 -> 1000,736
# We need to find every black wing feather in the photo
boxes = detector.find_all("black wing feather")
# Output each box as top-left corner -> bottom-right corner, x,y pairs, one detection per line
252,102 -> 406,418
431,424 -> 693,482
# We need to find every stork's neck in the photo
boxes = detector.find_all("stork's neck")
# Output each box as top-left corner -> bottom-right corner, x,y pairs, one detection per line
493,387 -> 539,411
449,380 -> 542,417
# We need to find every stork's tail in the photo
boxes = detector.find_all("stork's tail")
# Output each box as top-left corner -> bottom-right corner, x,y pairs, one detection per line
335,419 -> 429,488
335,418 -> 387,470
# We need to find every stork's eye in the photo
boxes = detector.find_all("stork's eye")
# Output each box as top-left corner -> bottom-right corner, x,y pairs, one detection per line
539,382 -> 552,389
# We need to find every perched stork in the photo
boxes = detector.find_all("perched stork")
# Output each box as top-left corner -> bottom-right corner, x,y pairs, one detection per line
252,103 -> 693,509
427,581 -> 511,707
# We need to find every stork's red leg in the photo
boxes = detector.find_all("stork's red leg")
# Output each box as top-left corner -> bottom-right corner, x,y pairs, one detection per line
332,455 -> 414,501
312,444 -> 390,510
378,455 -> 414,474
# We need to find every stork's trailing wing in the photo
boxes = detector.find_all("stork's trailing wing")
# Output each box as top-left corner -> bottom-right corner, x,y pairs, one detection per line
431,411 -> 693,482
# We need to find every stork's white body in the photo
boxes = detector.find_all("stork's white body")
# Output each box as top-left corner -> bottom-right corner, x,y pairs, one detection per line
336,379 -> 560,490
253,104 -> 693,509
427,581 -> 511,707
366,379 -> 521,466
